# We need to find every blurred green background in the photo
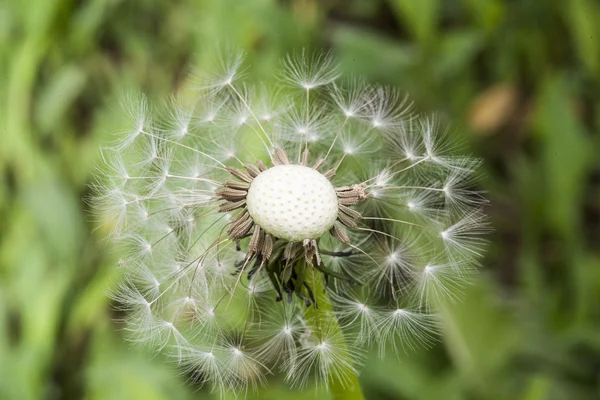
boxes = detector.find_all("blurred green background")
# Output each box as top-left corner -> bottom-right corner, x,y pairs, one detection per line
2,0 -> 600,399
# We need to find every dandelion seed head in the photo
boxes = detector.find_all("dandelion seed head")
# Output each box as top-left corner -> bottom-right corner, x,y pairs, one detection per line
92,49 -> 489,393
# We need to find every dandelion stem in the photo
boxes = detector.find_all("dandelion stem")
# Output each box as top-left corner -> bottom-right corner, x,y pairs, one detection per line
306,265 -> 365,400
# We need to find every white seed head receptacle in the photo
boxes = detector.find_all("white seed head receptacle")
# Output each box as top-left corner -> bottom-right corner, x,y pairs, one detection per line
246,165 -> 338,241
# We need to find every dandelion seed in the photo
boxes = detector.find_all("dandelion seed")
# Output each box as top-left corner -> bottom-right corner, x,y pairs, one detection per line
377,308 -> 438,356
194,49 -> 246,90
93,50 -> 489,393
280,49 -> 339,90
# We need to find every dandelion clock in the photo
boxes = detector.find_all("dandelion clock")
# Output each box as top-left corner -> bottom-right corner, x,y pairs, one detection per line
92,50 -> 489,396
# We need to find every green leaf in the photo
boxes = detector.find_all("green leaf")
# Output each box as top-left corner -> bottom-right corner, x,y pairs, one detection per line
439,277 -> 518,397
461,0 -> 505,34
389,0 -> 440,44
532,74 -> 592,235
24,173 -> 85,263
332,26 -> 418,83
521,375 -> 551,400
86,327 -> 192,400
433,29 -> 483,78
36,64 -> 87,133
565,0 -> 600,76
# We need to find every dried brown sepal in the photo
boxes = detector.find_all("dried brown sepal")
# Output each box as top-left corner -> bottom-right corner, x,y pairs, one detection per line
323,168 -> 336,179
339,204 -> 362,220
336,190 -> 360,198
284,241 -> 300,261
300,149 -> 310,166
216,188 -> 247,202
229,211 -> 250,229
330,223 -> 350,244
337,211 -> 358,228
256,160 -> 268,172
312,158 -> 325,171
226,167 -> 253,183
336,183 -> 368,199
247,226 -> 264,258
272,148 -> 290,165
312,240 -> 322,265
337,196 -> 362,206
228,212 -> 254,239
219,199 -> 246,212
335,184 -> 369,209
262,234 -> 273,259
303,239 -> 321,265
244,163 -> 261,178
224,180 -> 251,190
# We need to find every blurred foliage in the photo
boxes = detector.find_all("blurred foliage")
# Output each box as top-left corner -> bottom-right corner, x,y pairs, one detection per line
1,0 -> 600,399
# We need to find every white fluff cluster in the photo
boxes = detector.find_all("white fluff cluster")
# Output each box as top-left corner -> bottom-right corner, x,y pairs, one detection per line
92,49 -> 488,394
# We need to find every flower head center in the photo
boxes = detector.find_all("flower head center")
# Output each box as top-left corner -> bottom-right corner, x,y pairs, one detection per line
246,165 -> 338,241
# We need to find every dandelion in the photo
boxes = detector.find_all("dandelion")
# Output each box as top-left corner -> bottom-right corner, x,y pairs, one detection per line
92,49 -> 489,395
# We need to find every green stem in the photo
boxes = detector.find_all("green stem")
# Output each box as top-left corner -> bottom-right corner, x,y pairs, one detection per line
305,262 -> 365,400
330,372 -> 365,400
